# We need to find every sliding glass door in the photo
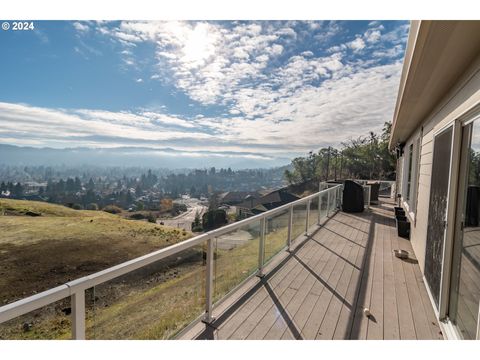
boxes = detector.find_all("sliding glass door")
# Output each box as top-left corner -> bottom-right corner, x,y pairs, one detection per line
449,119 -> 480,339
425,127 -> 453,308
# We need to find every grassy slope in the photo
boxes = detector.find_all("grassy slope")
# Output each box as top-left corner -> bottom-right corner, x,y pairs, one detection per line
0,199 -> 190,304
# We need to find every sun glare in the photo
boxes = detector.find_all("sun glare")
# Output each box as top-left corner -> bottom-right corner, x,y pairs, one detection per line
182,23 -> 216,67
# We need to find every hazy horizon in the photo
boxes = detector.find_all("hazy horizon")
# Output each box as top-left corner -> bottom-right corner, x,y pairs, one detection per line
0,144 -> 292,169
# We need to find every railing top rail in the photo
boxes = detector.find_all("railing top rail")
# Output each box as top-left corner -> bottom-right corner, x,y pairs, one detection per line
0,184 -> 342,324
0,285 -> 70,323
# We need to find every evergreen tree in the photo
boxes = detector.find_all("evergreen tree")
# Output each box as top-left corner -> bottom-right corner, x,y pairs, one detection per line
13,182 -> 24,197
87,178 -> 95,191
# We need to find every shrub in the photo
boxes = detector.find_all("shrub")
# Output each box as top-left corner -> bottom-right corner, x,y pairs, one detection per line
85,203 -> 99,210
103,205 -> 122,214
129,213 -> 146,220
72,203 -> 83,210
146,213 -> 157,223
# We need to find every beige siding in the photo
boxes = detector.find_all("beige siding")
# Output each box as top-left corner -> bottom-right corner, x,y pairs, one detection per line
404,52 -> 480,274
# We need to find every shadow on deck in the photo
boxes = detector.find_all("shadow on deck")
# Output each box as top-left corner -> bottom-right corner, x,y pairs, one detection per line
181,199 -> 444,340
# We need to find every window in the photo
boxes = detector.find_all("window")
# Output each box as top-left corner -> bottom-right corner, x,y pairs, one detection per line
406,144 -> 414,201
403,137 -> 421,215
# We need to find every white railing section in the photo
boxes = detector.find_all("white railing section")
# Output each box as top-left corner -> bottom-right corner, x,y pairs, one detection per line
362,185 -> 372,208
0,184 -> 343,339
357,179 -> 395,198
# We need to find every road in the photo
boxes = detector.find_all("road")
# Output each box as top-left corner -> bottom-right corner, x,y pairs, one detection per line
157,198 -> 207,231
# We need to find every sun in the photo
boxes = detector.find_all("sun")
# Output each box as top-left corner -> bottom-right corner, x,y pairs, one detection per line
182,23 -> 216,68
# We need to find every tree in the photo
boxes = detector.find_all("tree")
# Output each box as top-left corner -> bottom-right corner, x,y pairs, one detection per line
103,205 -> 122,214
85,203 -> 99,210
208,193 -> 219,211
126,190 -> 134,205
147,212 -> 157,223
87,178 -> 95,191
74,177 -> 82,191
192,211 -> 203,232
284,122 -> 396,184
160,198 -> 173,213
202,209 -> 227,231
13,182 -> 24,197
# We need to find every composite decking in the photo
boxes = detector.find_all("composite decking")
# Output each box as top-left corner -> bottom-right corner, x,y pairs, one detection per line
180,199 -> 444,340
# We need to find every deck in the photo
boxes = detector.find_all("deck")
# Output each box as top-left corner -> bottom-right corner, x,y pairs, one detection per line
180,199 -> 444,340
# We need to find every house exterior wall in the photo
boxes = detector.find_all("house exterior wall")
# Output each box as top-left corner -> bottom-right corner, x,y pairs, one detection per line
399,52 -> 480,274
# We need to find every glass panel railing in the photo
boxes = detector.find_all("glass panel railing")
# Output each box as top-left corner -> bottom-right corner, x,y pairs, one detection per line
308,197 -> 319,230
86,243 -> 206,339
362,186 -> 371,207
213,221 -> 260,305
0,298 -> 71,339
264,209 -> 289,264
328,190 -> 336,213
320,192 -> 328,220
291,203 -> 307,241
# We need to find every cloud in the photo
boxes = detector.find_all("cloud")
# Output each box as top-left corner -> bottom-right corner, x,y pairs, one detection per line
34,29 -> 49,44
73,22 -> 90,34
372,44 -> 405,58
347,37 -> 366,52
0,58 -> 402,160
95,21 -> 291,106
365,29 -> 382,43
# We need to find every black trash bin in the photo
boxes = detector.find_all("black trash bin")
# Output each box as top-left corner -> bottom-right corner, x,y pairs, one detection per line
394,206 -> 405,217
396,218 -> 410,239
342,180 -> 364,213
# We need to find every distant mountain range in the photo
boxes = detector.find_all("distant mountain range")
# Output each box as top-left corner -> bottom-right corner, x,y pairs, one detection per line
0,144 -> 291,169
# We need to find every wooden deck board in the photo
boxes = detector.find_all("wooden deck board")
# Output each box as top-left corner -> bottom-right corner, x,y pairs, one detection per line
266,225 -> 341,339
191,199 -> 444,340
301,217 -> 356,339
390,220 -> 417,339
332,221 -> 367,339
316,224 -> 362,339
366,212 -> 384,340
382,214 -> 400,340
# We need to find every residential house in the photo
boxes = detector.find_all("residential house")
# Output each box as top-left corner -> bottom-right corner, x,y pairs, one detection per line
218,191 -> 261,206
236,189 -> 299,219
390,20 -> 480,339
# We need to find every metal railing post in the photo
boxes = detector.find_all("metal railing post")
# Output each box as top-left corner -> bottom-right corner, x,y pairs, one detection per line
258,217 -> 266,277
305,199 -> 311,235
287,205 -> 293,250
71,290 -> 85,340
204,237 -> 214,323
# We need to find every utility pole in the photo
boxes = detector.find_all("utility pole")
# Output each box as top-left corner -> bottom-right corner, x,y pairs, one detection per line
339,150 -> 344,180
325,147 -> 331,181
334,150 -> 337,180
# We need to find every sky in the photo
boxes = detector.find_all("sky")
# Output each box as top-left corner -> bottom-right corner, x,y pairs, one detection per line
0,20 -> 409,167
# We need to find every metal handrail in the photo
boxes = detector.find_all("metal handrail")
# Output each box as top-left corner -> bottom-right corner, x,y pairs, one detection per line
0,184 -> 342,339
